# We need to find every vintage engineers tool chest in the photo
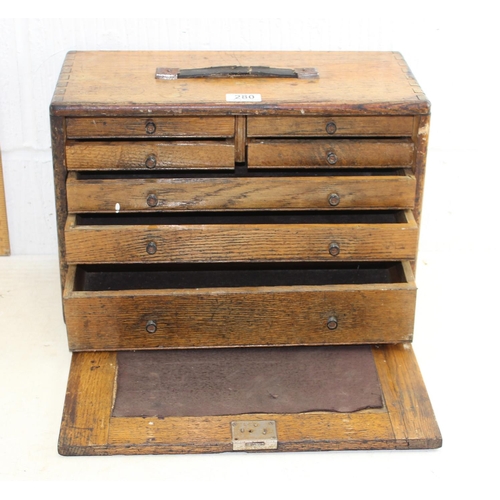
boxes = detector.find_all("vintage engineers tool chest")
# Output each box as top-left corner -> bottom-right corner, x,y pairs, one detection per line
51,51 -> 441,455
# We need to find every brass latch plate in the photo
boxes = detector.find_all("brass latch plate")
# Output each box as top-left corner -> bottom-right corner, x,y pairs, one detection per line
231,420 -> 278,451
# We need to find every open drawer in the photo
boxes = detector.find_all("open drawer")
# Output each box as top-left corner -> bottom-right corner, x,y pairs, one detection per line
64,210 -> 418,264
66,169 -> 417,212
58,344 -> 442,455
63,261 -> 416,350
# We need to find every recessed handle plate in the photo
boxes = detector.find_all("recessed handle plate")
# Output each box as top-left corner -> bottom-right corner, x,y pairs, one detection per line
156,66 -> 319,80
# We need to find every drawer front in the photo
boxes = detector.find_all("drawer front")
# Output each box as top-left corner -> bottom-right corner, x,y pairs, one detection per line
247,139 -> 414,168
66,141 -> 235,170
64,211 -> 418,264
247,116 -> 415,137
63,262 -> 416,350
66,117 -> 235,139
66,171 -> 416,213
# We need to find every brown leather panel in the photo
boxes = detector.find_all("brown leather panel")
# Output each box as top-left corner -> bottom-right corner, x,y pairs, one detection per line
113,346 -> 383,417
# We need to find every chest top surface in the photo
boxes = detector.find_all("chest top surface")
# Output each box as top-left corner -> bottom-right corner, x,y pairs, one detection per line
51,51 -> 429,116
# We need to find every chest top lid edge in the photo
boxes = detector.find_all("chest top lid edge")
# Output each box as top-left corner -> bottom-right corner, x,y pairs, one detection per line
50,50 -> 430,116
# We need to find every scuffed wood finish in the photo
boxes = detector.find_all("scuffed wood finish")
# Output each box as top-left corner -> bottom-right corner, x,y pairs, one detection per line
0,149 -> 10,255
247,116 -> 414,137
106,412 -> 395,454
66,141 -> 235,170
413,114 -> 430,227
53,51 -> 438,454
63,283 -> 416,351
64,212 -> 418,264
51,51 -> 429,116
51,115 -> 69,289
373,344 -> 442,449
58,344 -> 440,455
58,351 -> 117,455
247,139 -> 414,168
66,116 -> 235,138
234,116 -> 246,162
66,171 -> 416,212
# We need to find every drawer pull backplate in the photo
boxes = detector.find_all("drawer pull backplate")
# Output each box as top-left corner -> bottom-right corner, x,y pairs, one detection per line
146,241 -> 157,255
145,320 -> 157,334
328,193 -> 340,206
327,152 -> 338,165
145,121 -> 156,134
329,242 -> 340,256
326,121 -> 337,134
146,194 -> 159,207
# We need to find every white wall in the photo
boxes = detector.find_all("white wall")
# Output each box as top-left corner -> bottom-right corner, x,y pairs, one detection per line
0,11 -> 496,254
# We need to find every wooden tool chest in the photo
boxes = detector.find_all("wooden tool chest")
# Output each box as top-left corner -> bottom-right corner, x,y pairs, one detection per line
51,51 -> 441,455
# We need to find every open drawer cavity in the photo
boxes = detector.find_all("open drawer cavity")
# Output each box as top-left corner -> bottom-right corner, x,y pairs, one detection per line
63,261 -> 416,351
64,209 -> 418,264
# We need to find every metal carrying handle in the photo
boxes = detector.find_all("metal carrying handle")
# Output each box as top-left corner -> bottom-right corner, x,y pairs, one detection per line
156,65 -> 319,80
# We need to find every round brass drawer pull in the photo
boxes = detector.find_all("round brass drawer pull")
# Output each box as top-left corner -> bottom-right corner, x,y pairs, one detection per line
328,193 -> 340,206
327,316 -> 338,330
147,193 -> 158,207
145,154 -> 157,169
145,121 -> 156,134
146,241 -> 157,255
325,121 -> 337,134
146,320 -> 157,334
326,152 -> 338,165
329,242 -> 340,256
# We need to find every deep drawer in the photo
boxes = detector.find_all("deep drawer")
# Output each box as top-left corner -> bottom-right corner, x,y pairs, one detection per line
63,261 -> 416,350
64,210 -> 418,264
66,141 -> 235,170
247,116 -> 415,137
247,139 -> 414,168
65,117 -> 235,139
66,170 -> 416,212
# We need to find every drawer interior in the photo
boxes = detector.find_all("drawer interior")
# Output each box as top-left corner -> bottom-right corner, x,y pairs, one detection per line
74,210 -> 409,226
73,262 -> 410,291
75,167 -> 410,179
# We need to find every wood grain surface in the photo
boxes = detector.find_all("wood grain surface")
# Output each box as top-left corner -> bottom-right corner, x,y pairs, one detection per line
51,51 -> 429,116
64,211 -> 418,264
58,344 -> 441,455
66,116 -> 235,138
53,51 -> 437,456
247,139 -> 414,168
66,171 -> 416,212
247,116 -> 415,137
66,141 -> 235,170
63,276 -> 416,350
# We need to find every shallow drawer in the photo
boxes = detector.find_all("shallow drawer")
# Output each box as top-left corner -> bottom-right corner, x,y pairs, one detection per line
66,117 -> 235,139
66,170 -> 416,212
66,141 -> 235,170
247,139 -> 414,168
247,116 -> 415,137
64,210 -> 418,264
63,261 -> 416,350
